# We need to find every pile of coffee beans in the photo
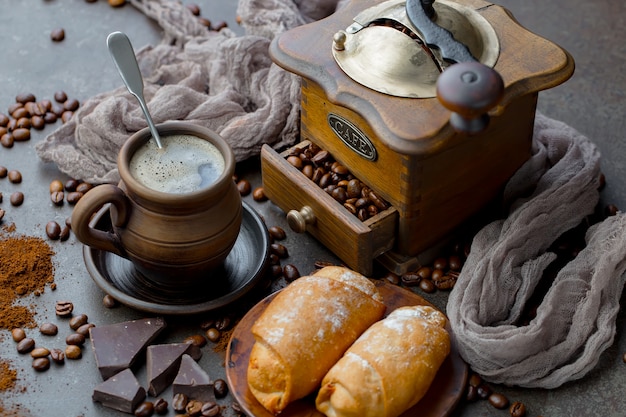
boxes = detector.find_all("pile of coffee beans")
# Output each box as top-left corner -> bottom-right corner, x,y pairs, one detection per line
10,301 -> 95,373
465,373 -> 528,417
283,142 -> 390,222
0,91 -> 80,148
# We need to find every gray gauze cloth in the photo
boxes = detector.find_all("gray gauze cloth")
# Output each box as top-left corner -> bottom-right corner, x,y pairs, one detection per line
34,0 -> 344,184
447,113 -> 626,389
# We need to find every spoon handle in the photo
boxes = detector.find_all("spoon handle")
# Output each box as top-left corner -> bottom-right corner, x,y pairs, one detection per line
106,31 -> 163,148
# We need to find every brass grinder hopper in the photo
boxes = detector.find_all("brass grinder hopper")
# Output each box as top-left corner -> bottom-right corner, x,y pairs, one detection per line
262,0 -> 574,275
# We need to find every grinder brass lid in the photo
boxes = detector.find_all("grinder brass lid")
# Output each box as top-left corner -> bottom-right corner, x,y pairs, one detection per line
331,0 -> 499,98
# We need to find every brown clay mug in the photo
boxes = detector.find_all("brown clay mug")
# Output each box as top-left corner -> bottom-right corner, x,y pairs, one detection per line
72,121 -> 242,288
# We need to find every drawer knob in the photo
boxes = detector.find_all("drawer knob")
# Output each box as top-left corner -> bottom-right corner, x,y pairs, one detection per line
287,206 -> 316,233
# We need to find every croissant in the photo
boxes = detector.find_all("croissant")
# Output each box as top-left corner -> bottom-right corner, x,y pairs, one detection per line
316,305 -> 450,417
247,266 -> 386,415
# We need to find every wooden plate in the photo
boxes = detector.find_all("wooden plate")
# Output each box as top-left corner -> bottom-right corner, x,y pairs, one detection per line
225,279 -> 468,417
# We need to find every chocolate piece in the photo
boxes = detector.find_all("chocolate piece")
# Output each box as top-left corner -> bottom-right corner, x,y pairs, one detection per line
90,317 -> 166,379
147,342 -> 203,396
92,368 -> 146,413
173,354 -> 215,402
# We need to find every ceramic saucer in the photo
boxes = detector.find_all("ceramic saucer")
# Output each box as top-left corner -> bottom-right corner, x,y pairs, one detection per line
83,201 -> 270,315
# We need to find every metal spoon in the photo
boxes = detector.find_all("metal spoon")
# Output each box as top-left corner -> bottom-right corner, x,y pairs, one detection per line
106,31 -> 163,148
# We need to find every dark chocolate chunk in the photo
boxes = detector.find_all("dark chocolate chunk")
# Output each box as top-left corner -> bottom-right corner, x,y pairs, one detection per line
90,317 -> 166,379
92,368 -> 146,413
173,354 -> 215,402
147,342 -> 203,396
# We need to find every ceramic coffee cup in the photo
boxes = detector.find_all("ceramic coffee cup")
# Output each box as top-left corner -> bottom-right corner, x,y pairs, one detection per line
72,121 -> 242,287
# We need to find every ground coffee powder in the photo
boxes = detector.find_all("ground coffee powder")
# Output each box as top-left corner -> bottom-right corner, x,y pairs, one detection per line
0,224 -> 56,330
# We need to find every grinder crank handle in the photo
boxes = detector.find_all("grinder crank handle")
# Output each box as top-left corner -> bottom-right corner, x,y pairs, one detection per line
436,62 -> 504,134
405,0 -> 476,64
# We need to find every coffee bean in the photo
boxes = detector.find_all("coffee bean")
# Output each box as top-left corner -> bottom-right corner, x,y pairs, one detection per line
54,91 -> 68,103
39,322 -> 59,336
200,401 -> 220,417
205,328 -> 220,343
419,278 -> 436,293
50,348 -> 65,364
488,392 -> 509,409
268,226 -> 286,241
64,178 -> 79,191
0,208 -> 4,221
382,271 -> 400,285
68,314 -> 88,330
66,333 -> 86,346
283,264 -> 300,282
186,400 -> 203,416
11,328 -> 26,342
0,114 -> 9,127
468,373 -> 482,387
66,191 -> 84,204
270,264 -> 283,278
252,187 -> 267,201
431,268 -> 444,281
231,402 -> 244,415
270,243 -> 288,259
1,133 -> 14,148
31,115 -> 45,130
236,179 -> 251,196
154,398 -> 168,415
65,345 -> 82,359
401,272 -> 421,287
134,401 -> 155,417
477,383 -> 492,400
59,226 -> 71,241
11,107 -> 28,119
15,93 -> 35,104
55,300 -> 74,317
51,28 -> 65,41
172,393 -> 189,413
286,155 -> 303,170
108,0 -> 126,7
466,384 -> 478,402
214,379 -> 228,398
46,221 -> 62,240
32,357 -> 51,372
17,337 -> 35,354
215,316 -> 232,331
449,255 -> 462,271
31,347 -> 50,358
44,112 -> 58,124
12,128 -> 30,142
75,181 -> 93,193
0,166 -> 7,177
184,334 -> 207,348
76,323 -> 95,337
61,110 -> 74,123
103,294 -> 118,308
509,401 -> 526,417
10,192 -> 24,206
49,180 -> 64,193
7,170 -> 22,183
433,274 -> 456,290
16,117 -> 31,129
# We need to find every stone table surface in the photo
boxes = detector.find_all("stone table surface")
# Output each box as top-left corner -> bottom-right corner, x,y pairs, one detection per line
0,1 -> 624,417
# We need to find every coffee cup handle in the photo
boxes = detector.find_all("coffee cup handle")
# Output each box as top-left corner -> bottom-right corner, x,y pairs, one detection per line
71,184 -> 130,258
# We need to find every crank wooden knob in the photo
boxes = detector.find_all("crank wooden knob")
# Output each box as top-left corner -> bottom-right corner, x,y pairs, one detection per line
436,62 -> 504,134
287,206 -> 316,233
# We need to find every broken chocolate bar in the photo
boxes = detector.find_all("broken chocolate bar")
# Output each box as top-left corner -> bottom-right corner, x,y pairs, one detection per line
90,317 -> 166,379
146,342 -> 202,396
173,354 -> 215,402
92,368 -> 146,413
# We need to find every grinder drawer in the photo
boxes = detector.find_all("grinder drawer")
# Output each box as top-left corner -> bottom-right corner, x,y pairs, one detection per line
261,142 -> 397,276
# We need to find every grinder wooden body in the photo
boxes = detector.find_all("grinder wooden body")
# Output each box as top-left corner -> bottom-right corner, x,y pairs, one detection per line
262,0 -> 574,275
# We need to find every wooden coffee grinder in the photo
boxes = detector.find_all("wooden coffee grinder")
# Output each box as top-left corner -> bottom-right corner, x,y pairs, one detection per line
261,0 -> 574,275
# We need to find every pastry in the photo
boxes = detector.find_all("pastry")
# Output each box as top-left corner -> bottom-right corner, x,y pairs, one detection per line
316,305 -> 450,417
247,266 -> 386,414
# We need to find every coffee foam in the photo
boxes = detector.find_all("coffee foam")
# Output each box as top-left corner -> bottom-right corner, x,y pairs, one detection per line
129,134 -> 225,194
